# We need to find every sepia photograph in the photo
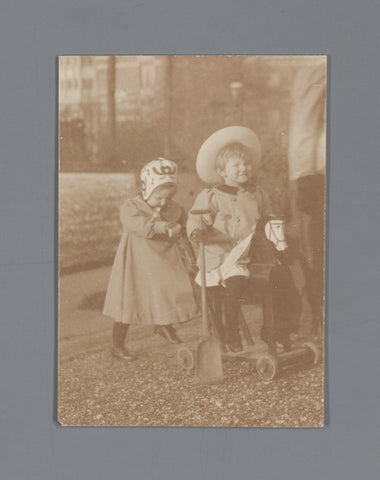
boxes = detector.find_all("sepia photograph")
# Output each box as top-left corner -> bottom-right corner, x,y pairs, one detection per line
58,55 -> 326,427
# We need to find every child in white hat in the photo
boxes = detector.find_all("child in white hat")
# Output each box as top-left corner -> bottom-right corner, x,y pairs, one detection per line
188,127 -> 302,353
187,127 -> 272,353
103,158 -> 198,360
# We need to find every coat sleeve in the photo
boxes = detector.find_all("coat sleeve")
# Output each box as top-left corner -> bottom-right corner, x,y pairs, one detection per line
120,200 -> 166,238
177,206 -> 188,229
161,200 -> 185,226
186,188 -> 218,237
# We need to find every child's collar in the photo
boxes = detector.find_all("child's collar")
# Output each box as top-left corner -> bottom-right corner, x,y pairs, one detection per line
215,183 -> 256,195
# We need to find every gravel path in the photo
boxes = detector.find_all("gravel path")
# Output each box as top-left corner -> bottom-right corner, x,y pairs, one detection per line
58,316 -> 324,428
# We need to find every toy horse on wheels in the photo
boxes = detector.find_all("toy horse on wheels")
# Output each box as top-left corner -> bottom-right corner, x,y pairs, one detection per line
177,215 -> 320,382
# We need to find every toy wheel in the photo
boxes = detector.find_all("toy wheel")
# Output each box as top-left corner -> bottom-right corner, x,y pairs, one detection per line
302,342 -> 320,365
256,354 -> 279,381
177,346 -> 195,371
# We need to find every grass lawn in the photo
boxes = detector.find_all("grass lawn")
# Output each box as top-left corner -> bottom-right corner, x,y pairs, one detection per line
59,172 -> 204,274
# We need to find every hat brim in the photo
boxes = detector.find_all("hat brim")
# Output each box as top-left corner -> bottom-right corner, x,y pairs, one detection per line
196,126 -> 262,184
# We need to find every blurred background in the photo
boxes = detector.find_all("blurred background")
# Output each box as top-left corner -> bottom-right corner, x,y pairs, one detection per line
59,55 -> 324,274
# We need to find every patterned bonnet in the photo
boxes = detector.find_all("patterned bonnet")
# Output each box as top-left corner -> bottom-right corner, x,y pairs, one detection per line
140,158 -> 178,200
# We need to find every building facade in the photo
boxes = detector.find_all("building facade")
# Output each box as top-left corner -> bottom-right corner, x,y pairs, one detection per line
59,55 -> 315,174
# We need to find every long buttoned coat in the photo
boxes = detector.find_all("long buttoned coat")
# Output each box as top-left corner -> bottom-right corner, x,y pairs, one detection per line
103,194 -> 198,325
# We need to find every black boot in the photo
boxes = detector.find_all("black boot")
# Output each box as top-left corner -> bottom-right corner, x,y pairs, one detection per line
154,325 -> 182,344
112,322 -> 137,360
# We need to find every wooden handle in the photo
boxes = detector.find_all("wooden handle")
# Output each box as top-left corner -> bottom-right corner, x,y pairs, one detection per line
191,209 -> 210,336
190,209 -> 212,215
199,239 -> 209,336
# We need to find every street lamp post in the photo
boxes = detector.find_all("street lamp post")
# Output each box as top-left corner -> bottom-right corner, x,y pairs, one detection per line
230,81 -> 244,123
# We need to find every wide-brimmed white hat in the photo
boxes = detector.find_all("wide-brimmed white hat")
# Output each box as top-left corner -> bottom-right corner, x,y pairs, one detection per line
196,126 -> 261,184
140,158 -> 178,200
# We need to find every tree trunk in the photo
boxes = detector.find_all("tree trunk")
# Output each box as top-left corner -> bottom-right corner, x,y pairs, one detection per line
107,56 -> 117,167
164,56 -> 173,158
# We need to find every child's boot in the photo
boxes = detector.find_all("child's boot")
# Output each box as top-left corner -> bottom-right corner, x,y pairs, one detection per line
112,322 -> 137,360
154,325 -> 182,344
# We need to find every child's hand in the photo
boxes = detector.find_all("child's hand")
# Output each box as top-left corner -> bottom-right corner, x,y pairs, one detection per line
167,223 -> 181,238
190,228 -> 206,243
202,213 -> 214,227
